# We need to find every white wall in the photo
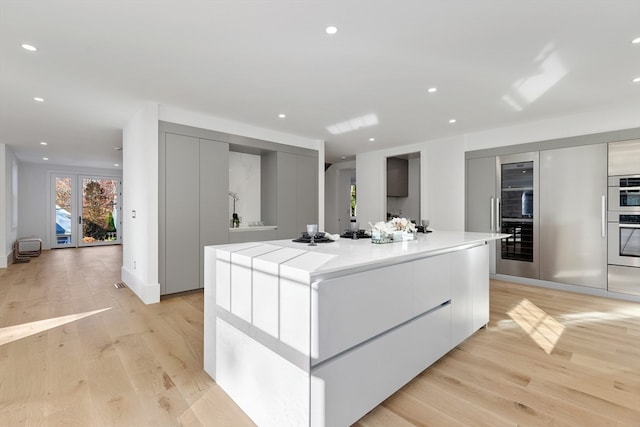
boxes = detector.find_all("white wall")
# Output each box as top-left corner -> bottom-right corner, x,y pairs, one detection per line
0,145 -> 18,268
122,102 -> 159,304
465,105 -> 640,152
17,161 -> 121,250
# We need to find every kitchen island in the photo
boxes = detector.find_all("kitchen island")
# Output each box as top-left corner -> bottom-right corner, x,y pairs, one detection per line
203,231 -> 507,426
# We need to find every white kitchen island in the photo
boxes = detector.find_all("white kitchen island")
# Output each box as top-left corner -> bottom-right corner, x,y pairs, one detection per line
203,231 -> 507,427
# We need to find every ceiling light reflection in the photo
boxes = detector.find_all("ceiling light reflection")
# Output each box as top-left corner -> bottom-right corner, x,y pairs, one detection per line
502,42 -> 568,112
327,113 -> 378,135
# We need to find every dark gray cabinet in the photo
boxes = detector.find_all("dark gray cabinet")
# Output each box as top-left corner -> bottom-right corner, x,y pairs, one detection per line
387,157 -> 408,197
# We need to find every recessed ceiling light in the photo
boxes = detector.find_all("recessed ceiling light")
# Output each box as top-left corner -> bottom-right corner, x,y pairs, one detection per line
21,43 -> 37,51
42,157 -> 48,161
369,138 -> 375,142
449,119 -> 457,123
633,77 -> 640,83
40,141 -> 47,145
632,37 -> 640,44
114,163 -> 120,167
278,113 -> 286,118
33,97 -> 44,102
340,156 -> 346,160
428,87 -> 437,93
325,26 -> 338,35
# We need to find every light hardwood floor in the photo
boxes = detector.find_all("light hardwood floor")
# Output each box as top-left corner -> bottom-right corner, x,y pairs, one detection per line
0,246 -> 638,426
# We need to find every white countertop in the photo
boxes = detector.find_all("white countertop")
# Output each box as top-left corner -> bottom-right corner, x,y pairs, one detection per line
212,231 -> 508,282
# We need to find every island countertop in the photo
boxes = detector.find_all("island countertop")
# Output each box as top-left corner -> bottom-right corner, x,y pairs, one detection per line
212,230 -> 508,282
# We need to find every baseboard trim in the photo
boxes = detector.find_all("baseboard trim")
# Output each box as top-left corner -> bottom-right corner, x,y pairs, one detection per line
121,266 -> 160,304
492,274 -> 640,303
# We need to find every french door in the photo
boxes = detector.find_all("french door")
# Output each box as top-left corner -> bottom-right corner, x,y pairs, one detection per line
52,173 -> 122,248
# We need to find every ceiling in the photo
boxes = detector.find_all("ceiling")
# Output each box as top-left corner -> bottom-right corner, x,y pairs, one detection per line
1,1 -> 639,169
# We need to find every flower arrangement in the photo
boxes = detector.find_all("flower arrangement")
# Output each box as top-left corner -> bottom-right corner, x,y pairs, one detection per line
369,217 -> 417,244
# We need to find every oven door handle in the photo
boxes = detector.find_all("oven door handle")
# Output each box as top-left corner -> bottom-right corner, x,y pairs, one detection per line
620,186 -> 640,191
619,224 -> 640,229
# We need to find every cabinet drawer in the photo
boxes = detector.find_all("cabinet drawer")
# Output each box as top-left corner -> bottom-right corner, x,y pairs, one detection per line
311,304 -> 451,427
311,263 -> 413,365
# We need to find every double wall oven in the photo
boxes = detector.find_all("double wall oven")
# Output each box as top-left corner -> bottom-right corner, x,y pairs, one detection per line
607,140 -> 640,296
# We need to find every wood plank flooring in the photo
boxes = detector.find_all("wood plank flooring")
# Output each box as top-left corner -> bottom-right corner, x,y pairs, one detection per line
1,246 -> 638,426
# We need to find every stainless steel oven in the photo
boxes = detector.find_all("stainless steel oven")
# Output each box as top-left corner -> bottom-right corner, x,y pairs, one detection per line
608,175 -> 640,211
607,212 -> 640,296
608,213 -> 640,267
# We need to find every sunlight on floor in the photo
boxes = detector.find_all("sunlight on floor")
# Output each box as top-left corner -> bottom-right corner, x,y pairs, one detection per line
0,307 -> 111,346
507,299 -> 565,355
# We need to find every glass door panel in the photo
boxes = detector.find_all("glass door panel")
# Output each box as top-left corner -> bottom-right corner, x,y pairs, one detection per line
80,176 -> 120,246
53,175 -> 75,247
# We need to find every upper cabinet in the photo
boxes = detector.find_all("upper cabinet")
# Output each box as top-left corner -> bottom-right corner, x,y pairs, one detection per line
608,139 -> 640,176
387,157 -> 408,197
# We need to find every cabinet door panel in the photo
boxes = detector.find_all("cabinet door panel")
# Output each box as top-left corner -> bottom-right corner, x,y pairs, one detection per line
200,139 -> 229,287
540,144 -> 607,288
466,157 -> 497,233
297,154 -> 318,233
277,152 -> 298,239
165,133 -> 200,294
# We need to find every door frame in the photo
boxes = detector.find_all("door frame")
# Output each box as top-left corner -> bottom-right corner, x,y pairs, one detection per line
50,172 -> 122,248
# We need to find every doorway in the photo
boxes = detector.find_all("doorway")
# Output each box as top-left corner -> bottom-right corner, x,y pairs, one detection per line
52,173 -> 122,248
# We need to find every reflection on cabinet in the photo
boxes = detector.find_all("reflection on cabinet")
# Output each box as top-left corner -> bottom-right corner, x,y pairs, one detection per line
540,143 -> 607,288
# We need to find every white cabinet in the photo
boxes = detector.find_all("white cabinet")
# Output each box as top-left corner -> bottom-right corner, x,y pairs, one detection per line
451,243 -> 490,347
311,305 -> 451,427
207,236 -> 497,427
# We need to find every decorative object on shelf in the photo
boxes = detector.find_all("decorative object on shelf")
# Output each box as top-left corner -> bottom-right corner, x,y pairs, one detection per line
229,191 -> 240,228
369,217 -> 417,244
